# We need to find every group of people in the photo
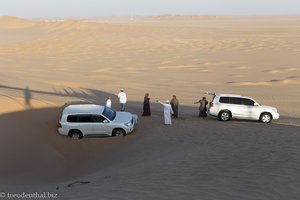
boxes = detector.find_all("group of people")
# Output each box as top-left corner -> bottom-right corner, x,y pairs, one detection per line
156,95 -> 208,125
105,89 -> 127,111
105,89 -> 209,125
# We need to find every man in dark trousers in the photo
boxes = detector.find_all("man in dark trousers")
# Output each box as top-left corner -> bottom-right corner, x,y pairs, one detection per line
142,93 -> 151,116
194,97 -> 208,118
170,95 -> 179,118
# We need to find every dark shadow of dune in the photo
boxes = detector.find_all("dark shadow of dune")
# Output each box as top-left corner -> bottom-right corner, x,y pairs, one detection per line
1,104 -> 300,199
0,107 -> 128,186
0,87 -> 300,199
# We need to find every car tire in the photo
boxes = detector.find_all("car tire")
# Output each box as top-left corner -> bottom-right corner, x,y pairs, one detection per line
260,113 -> 272,123
219,110 -> 231,121
112,129 -> 126,136
70,130 -> 83,140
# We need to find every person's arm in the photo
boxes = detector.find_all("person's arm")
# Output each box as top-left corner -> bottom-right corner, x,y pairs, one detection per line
157,100 -> 164,106
194,100 -> 200,104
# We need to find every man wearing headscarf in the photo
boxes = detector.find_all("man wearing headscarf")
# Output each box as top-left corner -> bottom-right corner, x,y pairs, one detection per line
157,100 -> 174,125
142,93 -> 151,116
194,97 -> 208,118
170,95 -> 179,118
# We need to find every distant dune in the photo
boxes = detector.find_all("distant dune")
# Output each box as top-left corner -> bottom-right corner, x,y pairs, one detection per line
148,14 -> 231,20
1,15 -> 300,199
0,16 -> 35,29
0,15 -> 299,117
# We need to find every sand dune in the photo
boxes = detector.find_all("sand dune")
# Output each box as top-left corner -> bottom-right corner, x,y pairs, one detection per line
1,16 -> 299,114
0,16 -> 34,29
1,16 -> 300,199
1,101 -> 300,200
227,76 -> 300,86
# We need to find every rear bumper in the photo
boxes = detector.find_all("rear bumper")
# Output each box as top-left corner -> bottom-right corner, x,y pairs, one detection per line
58,128 -> 68,136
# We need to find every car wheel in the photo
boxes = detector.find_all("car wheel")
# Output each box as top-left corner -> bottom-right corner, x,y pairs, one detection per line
219,111 -> 230,121
112,129 -> 126,136
260,113 -> 272,123
70,130 -> 83,140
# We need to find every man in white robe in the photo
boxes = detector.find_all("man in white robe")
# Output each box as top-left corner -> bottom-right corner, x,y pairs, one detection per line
106,96 -> 112,108
158,100 -> 174,125
118,89 -> 127,111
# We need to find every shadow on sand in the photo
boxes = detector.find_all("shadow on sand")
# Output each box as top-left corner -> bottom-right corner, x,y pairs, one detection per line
1,85 -> 300,200
0,98 -> 300,200
24,86 -> 32,109
0,84 -> 118,109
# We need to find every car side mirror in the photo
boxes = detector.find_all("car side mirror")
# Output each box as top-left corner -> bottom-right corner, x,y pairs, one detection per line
103,120 -> 109,123
254,102 -> 259,106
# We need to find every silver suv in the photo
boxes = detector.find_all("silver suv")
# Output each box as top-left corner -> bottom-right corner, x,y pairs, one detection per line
208,93 -> 279,123
58,104 -> 138,139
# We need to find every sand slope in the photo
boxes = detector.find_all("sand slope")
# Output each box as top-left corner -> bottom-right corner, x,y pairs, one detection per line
1,16 -> 300,118
1,16 -> 300,199
0,101 -> 300,200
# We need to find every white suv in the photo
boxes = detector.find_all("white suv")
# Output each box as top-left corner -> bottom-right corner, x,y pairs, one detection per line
208,93 -> 279,123
58,104 -> 138,139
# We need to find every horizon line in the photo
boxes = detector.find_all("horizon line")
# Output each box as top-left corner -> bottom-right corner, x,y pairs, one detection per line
1,14 -> 300,20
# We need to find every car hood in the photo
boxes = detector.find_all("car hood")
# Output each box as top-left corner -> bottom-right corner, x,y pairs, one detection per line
113,112 -> 133,123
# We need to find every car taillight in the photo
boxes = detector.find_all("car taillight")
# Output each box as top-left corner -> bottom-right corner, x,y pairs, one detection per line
58,122 -> 62,128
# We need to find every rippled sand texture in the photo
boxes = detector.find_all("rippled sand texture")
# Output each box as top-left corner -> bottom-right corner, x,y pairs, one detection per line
1,16 -> 300,118
1,16 -> 300,200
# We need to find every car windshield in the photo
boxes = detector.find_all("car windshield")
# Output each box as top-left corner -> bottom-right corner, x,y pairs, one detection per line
102,106 -> 116,121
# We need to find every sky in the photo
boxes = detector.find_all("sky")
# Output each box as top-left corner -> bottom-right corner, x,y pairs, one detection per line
0,0 -> 299,18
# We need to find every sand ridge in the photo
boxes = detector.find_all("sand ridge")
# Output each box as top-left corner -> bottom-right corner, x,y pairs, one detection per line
1,101 -> 299,199
1,16 -> 300,117
1,15 -> 300,199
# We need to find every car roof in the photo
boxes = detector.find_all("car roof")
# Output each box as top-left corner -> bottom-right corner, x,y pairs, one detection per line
63,104 -> 105,115
215,93 -> 242,97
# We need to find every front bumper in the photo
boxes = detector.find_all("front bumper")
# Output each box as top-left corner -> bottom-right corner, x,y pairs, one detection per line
125,114 -> 138,134
273,113 -> 280,120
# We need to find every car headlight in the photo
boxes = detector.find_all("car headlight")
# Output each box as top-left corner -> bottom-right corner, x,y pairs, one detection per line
124,122 -> 132,127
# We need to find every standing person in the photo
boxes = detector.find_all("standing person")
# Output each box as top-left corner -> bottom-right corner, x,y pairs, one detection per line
157,100 -> 174,125
118,89 -> 127,111
194,97 -> 208,118
142,93 -> 151,116
106,96 -> 112,108
170,95 -> 179,118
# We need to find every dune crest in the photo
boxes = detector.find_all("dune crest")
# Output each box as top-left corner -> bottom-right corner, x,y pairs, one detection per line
0,16 -> 35,29
0,16 -> 299,117
1,16 -> 300,199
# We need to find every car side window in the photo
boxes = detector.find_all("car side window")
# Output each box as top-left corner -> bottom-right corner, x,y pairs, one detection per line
219,97 -> 230,103
91,115 -> 106,123
67,115 -> 107,123
67,115 -> 92,123
230,97 -> 242,105
242,98 -> 255,106
67,115 -> 78,122
79,115 -> 93,123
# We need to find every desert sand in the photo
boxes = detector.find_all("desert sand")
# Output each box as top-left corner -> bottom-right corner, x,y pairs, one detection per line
0,15 -> 300,199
